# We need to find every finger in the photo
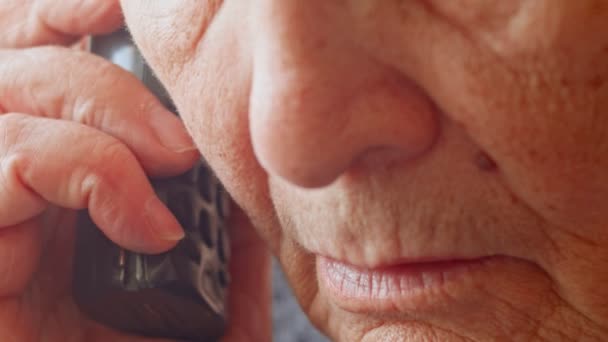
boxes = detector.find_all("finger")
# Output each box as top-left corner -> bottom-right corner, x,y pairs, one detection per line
0,47 -> 198,178
0,113 -> 185,253
0,0 -> 123,48
37,0 -> 124,35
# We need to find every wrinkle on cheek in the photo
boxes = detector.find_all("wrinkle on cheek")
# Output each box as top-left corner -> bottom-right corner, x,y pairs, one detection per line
424,0 -> 608,60
123,0 -> 224,84
413,22 -> 608,262
423,0 -> 525,54
424,0 -> 524,31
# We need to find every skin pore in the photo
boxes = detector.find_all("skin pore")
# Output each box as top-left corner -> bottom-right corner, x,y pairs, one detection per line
122,1 -> 608,341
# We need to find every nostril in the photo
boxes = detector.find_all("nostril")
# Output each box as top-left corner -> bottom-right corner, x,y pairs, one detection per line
253,137 -> 356,188
354,146 -> 421,170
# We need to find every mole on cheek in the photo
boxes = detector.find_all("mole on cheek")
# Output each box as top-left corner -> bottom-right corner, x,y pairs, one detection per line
474,150 -> 498,172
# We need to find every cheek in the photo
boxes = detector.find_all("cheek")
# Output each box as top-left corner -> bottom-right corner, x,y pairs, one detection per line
433,38 -> 608,231
373,0 -> 608,232
341,1 -> 608,230
122,1 -> 224,79
123,1 -> 280,237
426,0 -> 604,57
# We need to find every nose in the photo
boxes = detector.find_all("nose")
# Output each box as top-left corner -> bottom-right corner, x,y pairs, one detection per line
248,1 -> 440,188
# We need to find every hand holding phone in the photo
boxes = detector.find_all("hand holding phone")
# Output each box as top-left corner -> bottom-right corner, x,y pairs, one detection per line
72,29 -> 231,342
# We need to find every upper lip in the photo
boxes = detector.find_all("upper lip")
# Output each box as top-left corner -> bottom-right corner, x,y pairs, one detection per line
311,250 -> 494,270
294,228 -> 503,270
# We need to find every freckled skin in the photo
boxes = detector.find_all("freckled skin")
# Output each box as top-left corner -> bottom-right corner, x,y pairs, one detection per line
123,1 -> 608,341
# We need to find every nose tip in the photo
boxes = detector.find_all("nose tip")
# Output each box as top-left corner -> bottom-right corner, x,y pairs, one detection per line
248,1 -> 439,188
250,68 -> 440,188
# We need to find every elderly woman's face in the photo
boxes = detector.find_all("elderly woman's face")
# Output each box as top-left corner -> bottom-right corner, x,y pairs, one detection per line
122,1 -> 608,340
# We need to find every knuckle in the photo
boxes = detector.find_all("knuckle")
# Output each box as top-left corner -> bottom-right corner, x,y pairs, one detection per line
0,113 -> 31,148
0,151 -> 38,222
50,54 -> 140,125
87,138 -> 139,189
80,140 -> 139,231
70,72 -> 134,126
71,97 -> 110,128
0,151 -> 30,191
99,139 -> 136,169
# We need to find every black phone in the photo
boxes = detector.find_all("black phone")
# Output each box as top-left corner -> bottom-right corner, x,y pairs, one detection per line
72,28 -> 230,342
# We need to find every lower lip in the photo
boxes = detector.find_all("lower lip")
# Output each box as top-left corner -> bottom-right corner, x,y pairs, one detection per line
317,256 -> 493,313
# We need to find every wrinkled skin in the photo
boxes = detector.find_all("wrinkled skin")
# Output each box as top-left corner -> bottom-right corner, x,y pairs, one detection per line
123,1 -> 608,341
0,1 -> 270,341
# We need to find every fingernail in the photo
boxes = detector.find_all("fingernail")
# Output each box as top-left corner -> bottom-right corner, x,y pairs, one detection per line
149,107 -> 196,152
145,196 -> 185,241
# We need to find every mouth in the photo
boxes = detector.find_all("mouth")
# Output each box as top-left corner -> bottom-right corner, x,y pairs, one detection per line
316,255 -> 502,315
